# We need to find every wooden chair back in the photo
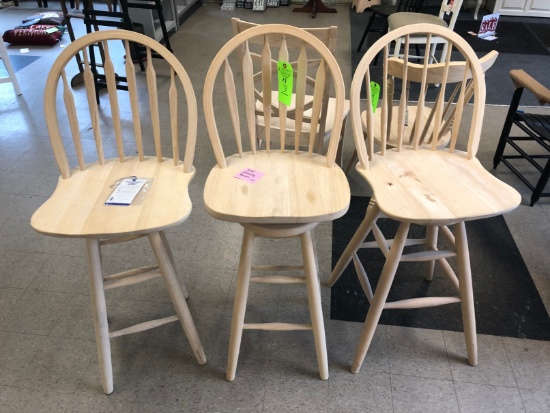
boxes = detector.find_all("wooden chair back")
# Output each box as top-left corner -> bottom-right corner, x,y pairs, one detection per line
44,29 -> 197,179
439,0 -> 464,31
351,23 -> 486,169
231,19 -> 339,151
374,49 -> 497,148
204,24 -> 346,168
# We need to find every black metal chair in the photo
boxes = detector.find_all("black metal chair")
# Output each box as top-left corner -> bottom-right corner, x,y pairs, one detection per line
356,0 -> 425,53
493,70 -> 550,206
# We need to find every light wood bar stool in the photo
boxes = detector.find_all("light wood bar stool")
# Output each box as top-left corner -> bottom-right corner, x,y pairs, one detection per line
328,24 -> 520,374
203,24 -> 350,381
31,30 -> 206,394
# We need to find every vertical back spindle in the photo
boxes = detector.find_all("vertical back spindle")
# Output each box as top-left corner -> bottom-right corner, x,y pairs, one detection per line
242,41 -> 257,154
224,59 -> 243,157
101,40 -> 124,162
294,43 -> 307,153
380,44 -> 389,155
396,35 -> 410,152
308,59 -> 326,156
82,46 -> 104,165
124,40 -> 143,161
449,60 -> 470,153
278,36 -> 289,153
261,35 -> 272,152
145,47 -> 162,161
169,68 -> 179,166
61,70 -> 85,170
430,45 -> 452,150
412,33 -> 432,150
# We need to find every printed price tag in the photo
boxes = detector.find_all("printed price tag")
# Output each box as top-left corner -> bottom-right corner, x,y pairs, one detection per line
478,13 -> 499,38
277,61 -> 293,107
105,178 -> 148,205
234,168 -> 264,183
370,81 -> 380,113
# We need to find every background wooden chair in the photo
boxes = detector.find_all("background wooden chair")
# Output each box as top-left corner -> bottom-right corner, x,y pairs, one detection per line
0,39 -> 22,96
389,0 -> 464,64
356,0 -> 425,53
344,49 -> 499,173
30,30 -> 206,394
493,69 -> 550,206
203,24 -> 350,381
327,23 -> 520,374
231,17 -> 349,165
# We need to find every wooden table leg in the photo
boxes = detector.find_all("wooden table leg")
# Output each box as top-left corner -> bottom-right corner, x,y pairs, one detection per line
293,0 -> 336,18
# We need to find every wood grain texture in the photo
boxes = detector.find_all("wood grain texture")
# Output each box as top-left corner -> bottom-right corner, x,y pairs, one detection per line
31,157 -> 194,238
359,149 -> 520,224
204,151 -> 349,224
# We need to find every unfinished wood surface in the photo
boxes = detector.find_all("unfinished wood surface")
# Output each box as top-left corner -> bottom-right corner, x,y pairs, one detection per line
330,24 -> 521,376
32,30 -> 205,395
204,151 -> 349,224
205,24 -> 349,383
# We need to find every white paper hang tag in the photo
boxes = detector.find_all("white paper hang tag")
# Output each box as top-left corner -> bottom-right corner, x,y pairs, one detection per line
105,178 -> 148,205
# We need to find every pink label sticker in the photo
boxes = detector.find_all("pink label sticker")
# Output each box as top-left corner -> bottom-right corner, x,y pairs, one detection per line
234,168 -> 264,183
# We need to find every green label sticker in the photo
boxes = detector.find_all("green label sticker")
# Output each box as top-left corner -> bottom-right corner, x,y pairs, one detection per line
45,27 -> 59,34
370,81 -> 380,113
277,61 -> 293,107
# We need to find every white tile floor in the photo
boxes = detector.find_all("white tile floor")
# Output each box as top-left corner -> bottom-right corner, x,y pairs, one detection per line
1,2 -> 550,412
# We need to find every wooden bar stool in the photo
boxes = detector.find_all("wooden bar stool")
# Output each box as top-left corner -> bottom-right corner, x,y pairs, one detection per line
203,24 -> 350,381
31,30 -> 206,394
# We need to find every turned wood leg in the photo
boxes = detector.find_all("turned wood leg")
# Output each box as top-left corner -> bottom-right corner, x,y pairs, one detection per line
301,229 -> 329,380
86,238 -> 113,395
351,222 -> 410,374
327,199 -> 381,287
454,221 -> 478,366
159,231 -> 189,299
226,227 -> 255,381
424,225 -> 438,281
149,232 -> 206,365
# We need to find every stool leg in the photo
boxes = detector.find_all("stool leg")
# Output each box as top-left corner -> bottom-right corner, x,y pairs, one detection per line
149,232 -> 206,365
159,231 -> 189,299
530,159 -> 550,206
86,238 -> 113,395
327,199 -> 381,287
226,227 -> 255,381
351,221 -> 410,374
454,221 -> 477,366
424,225 -> 438,281
301,229 -> 328,380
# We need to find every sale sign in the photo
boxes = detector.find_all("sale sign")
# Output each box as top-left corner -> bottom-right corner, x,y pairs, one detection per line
478,13 -> 500,38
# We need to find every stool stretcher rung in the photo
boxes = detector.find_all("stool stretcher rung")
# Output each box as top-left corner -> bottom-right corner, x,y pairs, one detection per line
400,250 -> 456,262
109,315 -> 179,338
384,296 -> 461,310
250,275 -> 306,284
243,322 -> 313,331
252,265 -> 304,271
104,265 -> 159,281
360,237 -> 427,250
104,270 -> 161,290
